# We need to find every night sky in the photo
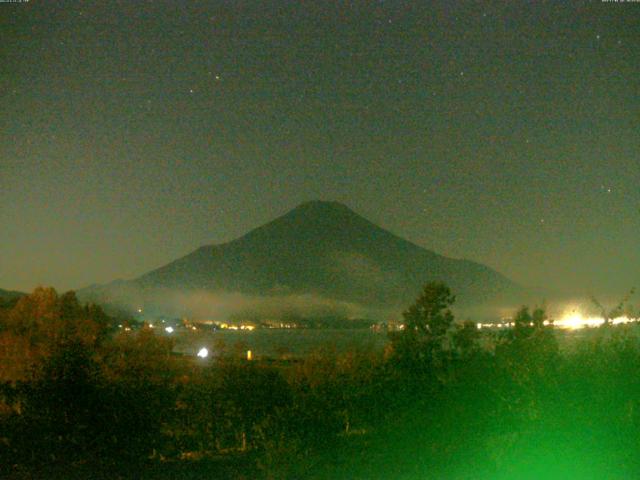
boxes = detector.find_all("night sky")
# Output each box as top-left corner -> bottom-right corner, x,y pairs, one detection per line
1,1 -> 638,296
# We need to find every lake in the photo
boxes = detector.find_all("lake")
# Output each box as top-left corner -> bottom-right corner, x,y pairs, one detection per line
171,328 -> 389,359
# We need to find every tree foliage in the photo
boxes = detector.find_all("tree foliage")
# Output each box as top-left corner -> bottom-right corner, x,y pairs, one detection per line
389,281 -> 456,375
4,284 -> 640,479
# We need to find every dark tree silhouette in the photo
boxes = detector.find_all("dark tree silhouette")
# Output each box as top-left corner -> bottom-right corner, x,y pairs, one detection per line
389,281 -> 456,376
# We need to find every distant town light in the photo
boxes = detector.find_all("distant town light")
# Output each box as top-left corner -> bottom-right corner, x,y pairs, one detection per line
555,312 -> 635,330
197,347 -> 209,358
165,326 -> 174,333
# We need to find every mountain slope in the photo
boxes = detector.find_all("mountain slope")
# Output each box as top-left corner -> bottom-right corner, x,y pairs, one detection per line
0,288 -> 25,302
125,201 -> 519,310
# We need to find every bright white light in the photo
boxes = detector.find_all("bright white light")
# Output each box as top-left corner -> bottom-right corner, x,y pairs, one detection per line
197,348 -> 209,358
612,316 -> 634,325
555,311 -> 636,330
555,312 -> 602,330
165,326 -> 174,334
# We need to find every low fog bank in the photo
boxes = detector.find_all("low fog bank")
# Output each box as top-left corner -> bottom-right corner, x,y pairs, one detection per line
78,283 -> 401,323
77,280 -> 637,325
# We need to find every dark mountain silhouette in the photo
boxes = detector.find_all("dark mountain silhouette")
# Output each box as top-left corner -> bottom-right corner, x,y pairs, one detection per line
0,288 -> 25,302
80,201 -> 521,316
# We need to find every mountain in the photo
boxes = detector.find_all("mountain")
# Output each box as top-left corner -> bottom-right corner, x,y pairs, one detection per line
0,288 -> 25,302
80,201 -> 522,318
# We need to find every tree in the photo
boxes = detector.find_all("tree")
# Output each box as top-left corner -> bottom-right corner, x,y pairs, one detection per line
0,288 -> 111,383
452,320 -> 481,358
591,288 -> 636,325
389,281 -> 456,377
215,363 -> 292,451
495,306 -> 559,423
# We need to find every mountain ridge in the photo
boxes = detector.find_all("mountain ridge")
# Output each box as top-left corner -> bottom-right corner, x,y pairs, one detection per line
80,201 -> 522,317
0,288 -> 25,302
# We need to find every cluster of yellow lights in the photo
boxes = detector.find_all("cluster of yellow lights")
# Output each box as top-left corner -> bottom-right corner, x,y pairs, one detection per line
555,312 -> 635,330
217,323 -> 255,331
477,312 -> 637,331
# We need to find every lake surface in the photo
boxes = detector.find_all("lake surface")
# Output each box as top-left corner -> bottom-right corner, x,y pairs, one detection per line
169,324 -> 640,359
171,328 -> 389,358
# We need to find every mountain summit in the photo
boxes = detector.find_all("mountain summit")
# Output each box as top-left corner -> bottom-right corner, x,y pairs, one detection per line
80,201 -> 519,316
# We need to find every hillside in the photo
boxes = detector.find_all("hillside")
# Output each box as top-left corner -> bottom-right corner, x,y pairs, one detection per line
0,288 -> 25,301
